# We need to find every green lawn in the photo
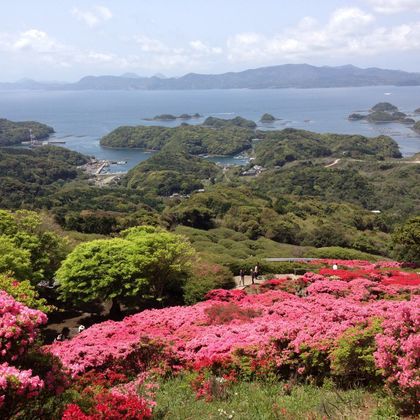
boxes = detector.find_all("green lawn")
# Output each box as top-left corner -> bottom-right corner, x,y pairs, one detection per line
153,376 -> 399,420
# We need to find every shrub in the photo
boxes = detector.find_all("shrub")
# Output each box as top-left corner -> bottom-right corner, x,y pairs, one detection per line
205,303 -> 261,325
374,300 -> 420,414
183,261 -> 234,304
330,318 -> 383,386
62,392 -> 152,420
0,273 -> 52,312
309,247 -> 377,261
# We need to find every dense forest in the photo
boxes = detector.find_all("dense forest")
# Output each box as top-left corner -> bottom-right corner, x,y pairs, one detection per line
0,118 -> 54,146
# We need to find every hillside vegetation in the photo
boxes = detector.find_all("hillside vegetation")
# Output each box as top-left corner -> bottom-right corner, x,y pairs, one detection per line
0,118 -> 54,146
101,124 -> 254,156
254,128 -> 401,167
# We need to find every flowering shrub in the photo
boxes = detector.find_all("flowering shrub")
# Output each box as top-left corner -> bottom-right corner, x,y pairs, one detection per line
374,299 -> 420,413
48,260 -> 420,413
0,273 -> 53,312
204,289 -> 247,302
260,277 -> 308,295
190,371 -> 233,401
0,291 -> 47,362
311,259 -> 402,270
0,363 -> 44,409
62,392 -> 152,420
205,303 -> 261,325
0,291 -> 52,416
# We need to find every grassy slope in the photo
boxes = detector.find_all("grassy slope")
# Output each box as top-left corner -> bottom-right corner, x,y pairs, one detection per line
154,377 -> 398,419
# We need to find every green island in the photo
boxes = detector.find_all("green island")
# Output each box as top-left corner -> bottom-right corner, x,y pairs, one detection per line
1,116 -> 419,419
260,113 -> 277,122
348,102 -> 416,124
144,113 -> 202,121
0,117 -> 54,146
100,124 -> 255,155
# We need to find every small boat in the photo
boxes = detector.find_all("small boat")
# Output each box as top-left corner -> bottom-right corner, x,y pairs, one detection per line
116,160 -> 127,165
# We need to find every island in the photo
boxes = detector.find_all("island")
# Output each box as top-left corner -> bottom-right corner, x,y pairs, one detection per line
203,116 -> 257,129
414,108 -> 420,114
260,113 -> 277,123
413,121 -> 420,133
100,122 -> 255,156
0,118 -> 54,146
348,103 -> 415,124
371,102 -> 398,112
144,113 -> 202,121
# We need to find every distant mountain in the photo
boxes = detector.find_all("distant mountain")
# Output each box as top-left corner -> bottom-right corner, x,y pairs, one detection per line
2,64 -> 420,91
120,72 -> 141,78
0,78 -> 67,90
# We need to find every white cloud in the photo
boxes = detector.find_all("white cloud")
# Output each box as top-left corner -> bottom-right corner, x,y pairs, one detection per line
72,5 -> 113,27
130,35 -> 222,69
134,35 -> 170,53
189,40 -> 222,55
0,28 -> 119,70
0,29 -> 63,53
226,7 -> 420,64
366,0 -> 420,14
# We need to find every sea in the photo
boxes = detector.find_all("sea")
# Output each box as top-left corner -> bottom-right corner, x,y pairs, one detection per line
0,86 -> 419,173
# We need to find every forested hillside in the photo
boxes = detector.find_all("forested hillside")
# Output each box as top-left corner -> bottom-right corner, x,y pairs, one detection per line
0,118 -> 54,146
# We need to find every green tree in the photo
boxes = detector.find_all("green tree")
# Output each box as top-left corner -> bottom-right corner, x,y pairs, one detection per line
0,235 -> 32,280
392,216 -> 420,264
56,226 -> 195,317
0,210 -> 68,283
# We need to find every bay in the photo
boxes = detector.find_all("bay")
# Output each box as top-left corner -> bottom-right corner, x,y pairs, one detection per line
0,86 -> 419,172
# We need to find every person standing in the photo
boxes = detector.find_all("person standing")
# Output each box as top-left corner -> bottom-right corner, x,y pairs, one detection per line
239,269 -> 245,286
254,263 -> 260,280
250,268 -> 255,284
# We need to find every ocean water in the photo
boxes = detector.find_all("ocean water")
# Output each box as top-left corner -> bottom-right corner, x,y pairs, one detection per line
0,86 -> 419,172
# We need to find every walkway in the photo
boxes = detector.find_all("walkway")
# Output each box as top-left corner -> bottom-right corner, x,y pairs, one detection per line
324,158 -> 341,168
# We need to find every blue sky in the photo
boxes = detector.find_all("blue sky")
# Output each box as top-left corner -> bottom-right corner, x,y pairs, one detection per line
1,0 -> 420,81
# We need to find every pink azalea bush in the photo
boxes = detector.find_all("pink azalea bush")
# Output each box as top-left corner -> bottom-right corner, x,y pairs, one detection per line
0,291 -> 48,413
374,299 -> 420,409
310,259 -> 403,270
0,291 -> 47,362
0,363 -> 44,408
48,260 -> 419,413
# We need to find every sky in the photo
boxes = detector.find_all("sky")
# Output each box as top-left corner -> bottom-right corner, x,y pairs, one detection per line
1,0 -> 420,81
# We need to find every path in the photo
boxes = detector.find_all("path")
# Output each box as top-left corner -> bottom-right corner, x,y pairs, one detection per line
234,275 -> 265,289
324,158 -> 341,168
233,274 -> 300,289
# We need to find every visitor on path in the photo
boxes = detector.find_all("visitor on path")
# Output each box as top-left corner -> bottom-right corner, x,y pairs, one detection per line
55,327 -> 70,342
250,268 -> 255,284
254,263 -> 260,280
239,269 -> 245,286
332,263 -> 338,270
78,325 -> 86,333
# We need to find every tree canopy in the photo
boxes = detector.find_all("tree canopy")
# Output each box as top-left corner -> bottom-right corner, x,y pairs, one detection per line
0,210 -> 67,282
392,216 -> 420,264
56,226 -> 195,315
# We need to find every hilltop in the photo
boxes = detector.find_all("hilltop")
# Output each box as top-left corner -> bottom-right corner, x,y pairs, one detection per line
0,118 -> 54,146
